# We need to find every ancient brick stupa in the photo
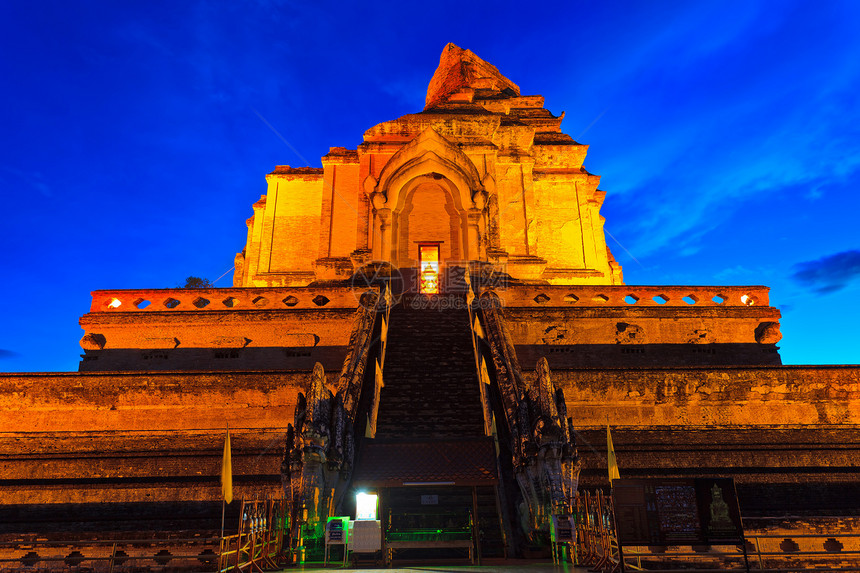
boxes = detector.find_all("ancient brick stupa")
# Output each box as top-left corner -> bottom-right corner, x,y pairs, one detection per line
232,43 -> 623,288
1,44 -> 857,567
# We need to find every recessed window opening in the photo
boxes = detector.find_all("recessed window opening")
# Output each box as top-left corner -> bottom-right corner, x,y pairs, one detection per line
418,243 -> 440,294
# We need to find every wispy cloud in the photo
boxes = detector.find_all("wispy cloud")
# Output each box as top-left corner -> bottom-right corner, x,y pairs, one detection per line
0,349 -> 19,359
603,72 -> 860,257
0,166 -> 52,197
583,3 -> 860,259
790,250 -> 860,294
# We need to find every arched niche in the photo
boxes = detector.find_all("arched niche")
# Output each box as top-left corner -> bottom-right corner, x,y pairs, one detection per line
372,128 -> 486,265
393,176 -> 465,267
376,128 -> 484,209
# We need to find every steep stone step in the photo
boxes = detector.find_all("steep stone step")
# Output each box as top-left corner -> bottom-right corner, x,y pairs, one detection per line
376,294 -> 484,439
367,294 -> 504,555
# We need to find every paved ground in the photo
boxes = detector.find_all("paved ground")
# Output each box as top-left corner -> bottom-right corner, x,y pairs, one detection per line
282,560 -> 588,572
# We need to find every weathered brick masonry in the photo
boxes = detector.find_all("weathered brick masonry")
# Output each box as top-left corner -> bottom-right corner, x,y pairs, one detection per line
1,43 -> 858,567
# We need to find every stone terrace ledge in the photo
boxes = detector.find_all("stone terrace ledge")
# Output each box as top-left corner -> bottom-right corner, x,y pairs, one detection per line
90,285 -> 769,312
494,285 -> 770,307
88,285 -> 367,313
0,370 -> 319,433
544,364 -> 860,427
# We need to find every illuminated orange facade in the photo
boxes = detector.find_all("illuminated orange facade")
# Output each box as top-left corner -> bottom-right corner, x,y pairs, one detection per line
234,44 -> 623,288
0,44 -> 858,568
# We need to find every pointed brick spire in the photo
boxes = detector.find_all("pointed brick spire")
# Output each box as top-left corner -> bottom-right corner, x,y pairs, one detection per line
425,43 -> 520,109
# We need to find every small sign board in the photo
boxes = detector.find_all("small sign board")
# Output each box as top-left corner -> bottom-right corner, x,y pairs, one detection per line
420,495 -> 439,505
612,478 -> 744,546
551,514 -> 576,543
326,516 -> 349,545
325,516 -> 351,566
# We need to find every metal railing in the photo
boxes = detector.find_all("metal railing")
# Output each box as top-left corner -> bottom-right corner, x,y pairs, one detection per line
566,492 -> 860,572
218,499 -> 288,573
575,489 -> 625,571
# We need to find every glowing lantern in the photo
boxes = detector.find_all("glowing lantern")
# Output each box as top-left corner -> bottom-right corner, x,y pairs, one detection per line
355,492 -> 378,520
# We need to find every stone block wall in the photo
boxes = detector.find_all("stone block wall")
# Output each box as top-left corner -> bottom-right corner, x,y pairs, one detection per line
0,370 -> 318,434
79,287 -> 361,371
238,167 -> 325,286
0,370 -> 316,537
543,365 -> 860,427
497,284 -> 783,366
552,366 -> 860,536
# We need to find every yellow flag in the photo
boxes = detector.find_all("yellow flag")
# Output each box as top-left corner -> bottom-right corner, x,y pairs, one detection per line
607,423 -> 620,483
221,428 -> 233,504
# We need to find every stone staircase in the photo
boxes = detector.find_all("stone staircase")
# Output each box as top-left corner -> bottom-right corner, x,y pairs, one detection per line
373,293 -> 505,557
376,294 -> 484,439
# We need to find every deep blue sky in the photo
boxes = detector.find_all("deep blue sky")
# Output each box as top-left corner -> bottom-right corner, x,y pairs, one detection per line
1,1 -> 858,371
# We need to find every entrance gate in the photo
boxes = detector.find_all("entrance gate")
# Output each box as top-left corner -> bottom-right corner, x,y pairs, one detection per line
418,243 -> 440,294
